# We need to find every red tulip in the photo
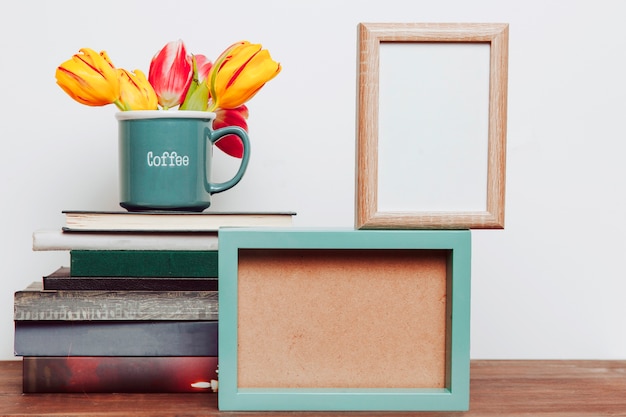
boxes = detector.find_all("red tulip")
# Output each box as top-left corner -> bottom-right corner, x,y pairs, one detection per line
180,54 -> 213,111
194,54 -> 213,82
148,40 -> 193,109
213,105 -> 249,158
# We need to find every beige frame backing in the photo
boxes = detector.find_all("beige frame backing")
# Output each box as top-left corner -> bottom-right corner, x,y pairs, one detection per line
356,23 -> 509,229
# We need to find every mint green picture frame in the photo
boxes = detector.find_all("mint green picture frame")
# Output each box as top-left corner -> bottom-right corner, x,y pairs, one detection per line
218,228 -> 471,411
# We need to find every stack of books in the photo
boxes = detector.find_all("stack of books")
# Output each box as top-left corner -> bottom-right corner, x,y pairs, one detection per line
14,210 -> 295,393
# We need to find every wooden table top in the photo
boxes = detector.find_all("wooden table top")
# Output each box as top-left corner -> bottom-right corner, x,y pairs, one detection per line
1,360 -> 625,416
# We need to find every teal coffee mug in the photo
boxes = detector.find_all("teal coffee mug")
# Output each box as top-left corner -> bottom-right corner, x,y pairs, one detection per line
116,111 -> 250,212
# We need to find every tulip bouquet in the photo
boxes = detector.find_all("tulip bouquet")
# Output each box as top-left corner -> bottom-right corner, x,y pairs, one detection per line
55,40 -> 281,158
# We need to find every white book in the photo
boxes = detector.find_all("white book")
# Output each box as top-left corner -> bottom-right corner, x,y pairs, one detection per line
62,210 -> 295,232
32,229 -> 219,251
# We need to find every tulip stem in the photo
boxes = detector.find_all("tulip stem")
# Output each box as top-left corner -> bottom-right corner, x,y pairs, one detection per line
114,100 -> 126,111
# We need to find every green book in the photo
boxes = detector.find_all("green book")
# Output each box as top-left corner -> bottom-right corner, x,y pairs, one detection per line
70,250 -> 218,278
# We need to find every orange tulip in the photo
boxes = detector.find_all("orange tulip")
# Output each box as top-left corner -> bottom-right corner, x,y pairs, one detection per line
118,69 -> 158,111
207,41 -> 281,111
55,48 -> 121,108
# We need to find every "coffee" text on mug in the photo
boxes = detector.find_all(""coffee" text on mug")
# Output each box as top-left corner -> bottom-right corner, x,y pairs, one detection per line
146,151 -> 190,167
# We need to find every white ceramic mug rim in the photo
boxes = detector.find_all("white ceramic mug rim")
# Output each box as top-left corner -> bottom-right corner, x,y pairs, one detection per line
115,110 -> 216,121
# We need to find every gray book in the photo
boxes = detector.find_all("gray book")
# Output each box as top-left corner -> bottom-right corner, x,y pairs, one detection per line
15,321 -> 217,356
14,282 -> 217,321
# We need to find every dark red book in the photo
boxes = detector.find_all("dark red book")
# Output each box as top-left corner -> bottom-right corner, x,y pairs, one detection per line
22,356 -> 218,393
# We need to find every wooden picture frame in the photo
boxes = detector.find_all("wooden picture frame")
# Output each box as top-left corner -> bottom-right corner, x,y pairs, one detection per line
218,228 -> 471,411
356,23 -> 509,229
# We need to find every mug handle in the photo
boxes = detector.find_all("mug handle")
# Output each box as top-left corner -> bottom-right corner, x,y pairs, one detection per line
204,126 -> 250,194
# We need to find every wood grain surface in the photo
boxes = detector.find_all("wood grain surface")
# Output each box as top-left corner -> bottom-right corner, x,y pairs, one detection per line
1,360 -> 624,416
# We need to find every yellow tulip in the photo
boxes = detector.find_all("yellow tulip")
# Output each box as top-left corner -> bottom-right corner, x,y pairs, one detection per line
207,41 -> 281,111
55,48 -> 121,108
118,69 -> 158,111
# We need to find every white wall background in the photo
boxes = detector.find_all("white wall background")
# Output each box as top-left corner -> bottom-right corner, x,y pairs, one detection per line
1,0 -> 625,361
